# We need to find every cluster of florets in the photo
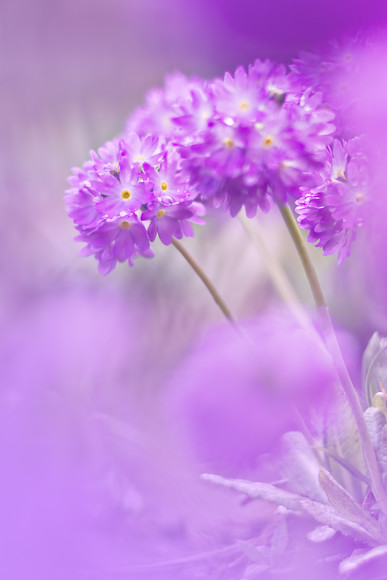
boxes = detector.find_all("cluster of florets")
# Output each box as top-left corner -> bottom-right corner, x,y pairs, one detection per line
296,137 -> 369,263
128,62 -> 335,216
67,57 -> 369,273
65,135 -> 205,274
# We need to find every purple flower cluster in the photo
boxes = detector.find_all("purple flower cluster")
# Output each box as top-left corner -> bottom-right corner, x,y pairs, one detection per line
66,59 -> 337,273
128,62 -> 334,215
66,135 -> 205,274
296,137 -> 369,263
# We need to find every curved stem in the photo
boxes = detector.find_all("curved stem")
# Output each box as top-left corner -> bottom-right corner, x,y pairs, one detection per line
172,238 -> 236,327
279,203 -> 387,517
278,204 -> 326,308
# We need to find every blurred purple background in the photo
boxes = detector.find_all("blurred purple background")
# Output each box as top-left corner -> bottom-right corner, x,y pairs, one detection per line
2,0 -> 387,577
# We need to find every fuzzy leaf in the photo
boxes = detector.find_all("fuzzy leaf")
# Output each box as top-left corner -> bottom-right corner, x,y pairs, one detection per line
364,406 -> 386,450
270,519 -> 288,555
242,563 -> 270,578
378,425 -> 387,477
313,447 -> 368,484
307,525 -> 336,542
362,332 -> 387,404
318,468 -> 384,542
300,498 -> 379,545
325,389 -> 365,501
237,541 -> 270,564
339,545 -> 387,574
202,472 -> 382,545
201,474 -> 303,511
280,431 -> 327,502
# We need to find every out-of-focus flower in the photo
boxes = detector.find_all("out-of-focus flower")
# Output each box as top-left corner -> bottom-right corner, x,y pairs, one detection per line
166,311 -> 356,475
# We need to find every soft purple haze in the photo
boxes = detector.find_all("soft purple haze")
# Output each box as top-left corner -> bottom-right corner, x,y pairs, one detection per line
2,0 -> 387,578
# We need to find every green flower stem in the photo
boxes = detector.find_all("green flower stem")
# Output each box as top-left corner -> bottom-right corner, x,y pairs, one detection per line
172,238 -> 236,326
278,203 -> 387,518
278,204 -> 326,308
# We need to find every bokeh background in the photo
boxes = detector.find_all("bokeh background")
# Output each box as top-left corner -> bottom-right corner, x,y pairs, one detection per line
2,0 -> 387,578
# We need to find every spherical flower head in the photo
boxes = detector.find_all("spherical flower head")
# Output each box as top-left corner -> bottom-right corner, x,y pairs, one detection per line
296,137 -> 369,263
66,57 -> 338,273
178,60 -> 334,214
123,60 -> 336,221
66,138 -> 157,272
66,133 -> 207,272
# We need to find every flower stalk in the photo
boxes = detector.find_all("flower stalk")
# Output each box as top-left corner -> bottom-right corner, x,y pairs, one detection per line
278,203 -> 387,517
172,238 -> 236,326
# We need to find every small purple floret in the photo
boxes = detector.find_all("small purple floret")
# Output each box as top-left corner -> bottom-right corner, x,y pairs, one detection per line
296,138 -> 369,263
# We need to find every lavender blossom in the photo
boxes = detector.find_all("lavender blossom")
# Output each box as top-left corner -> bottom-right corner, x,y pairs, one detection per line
66,137 -> 204,273
66,56 -> 340,274
126,60 -> 335,218
296,137 -> 369,263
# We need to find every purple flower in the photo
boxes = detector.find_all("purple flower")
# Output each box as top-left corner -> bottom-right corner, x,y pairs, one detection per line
127,73 -> 206,140
183,62 -> 334,211
123,60 -> 335,221
296,137 -> 369,263
90,138 -> 121,175
66,134 -> 207,272
143,201 -> 205,245
65,185 -> 101,229
94,159 -> 152,218
144,149 -> 195,203
79,214 -> 153,275
212,65 -> 265,122
171,81 -> 216,135
124,132 -> 164,167
67,57 -> 337,273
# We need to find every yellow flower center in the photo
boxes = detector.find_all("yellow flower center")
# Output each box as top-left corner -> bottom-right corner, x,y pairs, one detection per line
157,209 -> 165,218
335,168 -> 347,182
119,220 -> 131,229
121,190 -> 131,200
263,135 -> 274,147
161,181 -> 168,191
224,138 -> 235,149
240,101 -> 249,111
